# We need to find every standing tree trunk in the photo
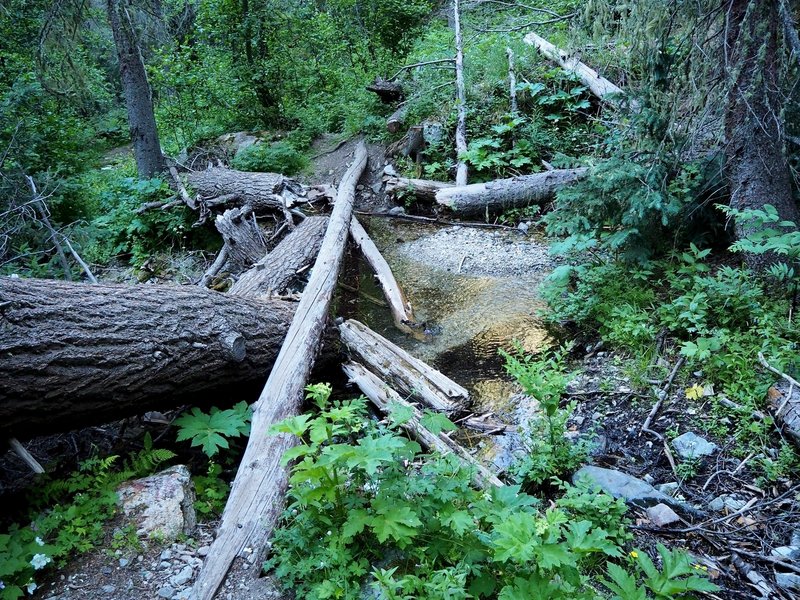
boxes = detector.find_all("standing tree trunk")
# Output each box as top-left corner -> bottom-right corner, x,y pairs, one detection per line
107,0 -> 166,178
453,0 -> 468,186
725,0 -> 800,265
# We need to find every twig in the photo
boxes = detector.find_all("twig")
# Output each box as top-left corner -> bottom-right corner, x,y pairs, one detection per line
7,438 -> 45,474
169,166 -> 197,210
25,175 -> 72,281
759,352 -> 800,389
641,357 -> 685,434
198,246 -> 229,288
61,236 -> 98,283
389,58 -> 455,81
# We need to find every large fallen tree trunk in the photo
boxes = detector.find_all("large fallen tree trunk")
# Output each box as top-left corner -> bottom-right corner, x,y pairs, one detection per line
186,168 -> 306,212
523,32 -> 632,106
229,216 -> 328,296
436,168 -> 589,216
339,319 -> 468,415
343,361 -> 502,488
0,278 -> 294,438
384,175 -> 455,201
191,141 -> 368,600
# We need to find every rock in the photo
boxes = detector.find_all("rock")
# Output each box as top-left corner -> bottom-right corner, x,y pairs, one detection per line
383,164 -> 398,177
672,432 -> 717,459
172,565 -> 194,586
101,585 -> 116,594
775,572 -> 800,591
709,496 -> 725,511
573,466 -> 703,517
160,560 -> 172,569
157,585 -> 176,599
792,530 -> 800,547
709,494 -> 746,512
517,222 -> 529,234
117,465 -> 196,540
387,206 -> 405,216
646,503 -> 681,527
657,482 -> 679,496
197,545 -> 211,557
371,182 -> 383,194
772,546 -> 800,560
101,566 -> 113,576
119,558 -> 129,568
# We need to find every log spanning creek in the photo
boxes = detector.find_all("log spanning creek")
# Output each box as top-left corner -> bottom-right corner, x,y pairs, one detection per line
348,217 -> 556,471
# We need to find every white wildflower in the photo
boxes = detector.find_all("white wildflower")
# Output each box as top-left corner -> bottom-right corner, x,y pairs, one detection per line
30,554 -> 51,570
26,581 -> 37,594
34,537 -> 44,547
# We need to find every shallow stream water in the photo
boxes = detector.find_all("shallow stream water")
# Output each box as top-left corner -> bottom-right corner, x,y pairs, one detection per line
352,217 -> 555,470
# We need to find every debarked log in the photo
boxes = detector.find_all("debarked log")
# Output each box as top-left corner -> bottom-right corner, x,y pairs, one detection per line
435,168 -> 589,216
384,175 -> 455,201
339,319 -> 468,415
0,277 -> 295,438
343,361 -> 502,488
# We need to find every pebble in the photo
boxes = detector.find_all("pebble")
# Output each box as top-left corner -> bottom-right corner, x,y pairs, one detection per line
101,584 -> 116,594
172,565 -> 194,586
157,584 -> 176,598
160,560 -> 172,569
772,546 -> 800,560
646,503 -> 681,527
119,558 -> 129,568
102,566 -> 113,576
197,545 -> 211,557
656,482 -> 679,496
160,550 -> 173,561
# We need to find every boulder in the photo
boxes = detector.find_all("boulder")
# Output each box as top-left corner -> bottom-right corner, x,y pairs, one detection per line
117,465 -> 196,540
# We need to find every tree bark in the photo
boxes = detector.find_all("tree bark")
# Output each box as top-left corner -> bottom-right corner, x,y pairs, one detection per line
191,142 -> 368,600
436,168 -> 589,216
387,105 -> 408,134
384,175 -> 455,201
366,78 -> 404,102
0,278 -> 294,438
186,168 -> 306,212
229,216 -> 328,296
214,206 -> 268,274
453,0 -> 469,186
339,319 -> 468,416
106,0 -> 166,178
725,0 -> 800,268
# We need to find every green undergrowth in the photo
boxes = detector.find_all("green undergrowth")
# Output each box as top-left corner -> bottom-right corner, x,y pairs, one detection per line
263,384 -> 717,600
542,221 -> 800,476
0,435 -> 175,599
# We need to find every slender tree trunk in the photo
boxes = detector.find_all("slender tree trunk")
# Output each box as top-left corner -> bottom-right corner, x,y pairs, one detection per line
107,0 -> 166,178
453,0 -> 468,186
725,0 -> 800,265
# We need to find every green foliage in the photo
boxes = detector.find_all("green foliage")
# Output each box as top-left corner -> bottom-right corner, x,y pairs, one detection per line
175,401 -> 252,459
555,479 -> 632,547
265,384 -> 716,600
0,435 -> 174,598
500,346 -> 591,485
230,141 -> 309,175
192,462 -> 230,519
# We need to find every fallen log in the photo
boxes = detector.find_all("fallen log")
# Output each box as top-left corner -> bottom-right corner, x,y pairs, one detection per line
366,78 -> 404,102
349,217 -> 418,336
523,32 -> 633,107
186,168 -> 306,212
229,216 -> 328,296
339,319 -> 468,415
191,141 -> 368,600
0,277 -> 294,438
387,105 -> 408,134
436,168 -> 589,216
384,175 -> 455,201
342,361 -> 502,488
214,206 -> 267,274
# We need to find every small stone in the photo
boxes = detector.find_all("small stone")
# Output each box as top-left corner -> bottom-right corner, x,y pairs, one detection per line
642,473 -> 655,484
387,206 -> 405,216
142,571 -> 153,581
792,530 -> 800,547
709,496 -> 726,511
646,503 -> 681,527
771,546 -> 800,560
137,555 -> 144,562
160,560 -> 172,569
172,565 -> 194,586
356,184 -> 364,191
157,585 -> 176,599
101,585 -> 116,594
723,495 -> 747,511
517,222 -> 529,234
776,572 -> 800,591
657,482 -> 679,496
672,432 -> 718,459
160,550 -> 173,561
119,558 -> 129,568
197,545 -> 210,557
102,566 -> 113,576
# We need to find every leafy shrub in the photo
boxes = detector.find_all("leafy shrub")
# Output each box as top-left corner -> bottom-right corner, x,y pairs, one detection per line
230,141 -> 309,175
265,384 -> 717,600
175,401 -> 252,459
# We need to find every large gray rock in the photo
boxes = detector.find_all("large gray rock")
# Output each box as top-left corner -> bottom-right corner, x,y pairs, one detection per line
672,432 -> 717,459
117,465 -> 196,540
573,466 -> 703,517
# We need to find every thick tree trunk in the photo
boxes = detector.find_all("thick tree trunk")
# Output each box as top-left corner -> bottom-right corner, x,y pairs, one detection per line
436,168 -> 589,216
387,105 -> 408,134
214,206 -> 268,274
229,216 -> 328,296
107,0 -> 166,178
725,0 -> 800,268
186,168 -> 306,212
191,142 -> 368,600
384,175 -> 455,201
366,78 -> 404,102
0,278 -> 293,438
